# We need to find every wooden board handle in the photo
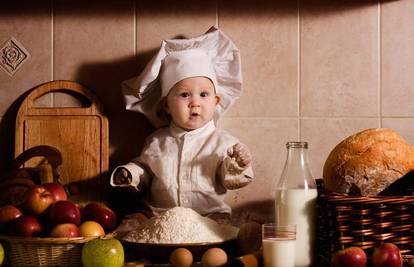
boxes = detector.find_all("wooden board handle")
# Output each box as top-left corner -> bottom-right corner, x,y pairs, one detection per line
21,80 -> 105,116
15,80 -> 109,202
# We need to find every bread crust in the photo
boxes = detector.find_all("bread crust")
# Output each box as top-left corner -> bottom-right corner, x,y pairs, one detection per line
323,128 -> 414,196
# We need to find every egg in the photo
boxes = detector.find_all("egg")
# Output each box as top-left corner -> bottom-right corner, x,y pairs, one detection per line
123,262 -> 145,267
170,247 -> 193,267
201,247 -> 228,267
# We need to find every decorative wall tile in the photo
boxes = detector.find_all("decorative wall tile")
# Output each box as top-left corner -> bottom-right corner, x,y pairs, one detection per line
0,2 -> 52,116
0,37 -> 30,76
0,1 -> 52,172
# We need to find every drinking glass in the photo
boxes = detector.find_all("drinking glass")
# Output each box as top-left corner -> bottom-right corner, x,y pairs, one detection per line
262,223 -> 296,267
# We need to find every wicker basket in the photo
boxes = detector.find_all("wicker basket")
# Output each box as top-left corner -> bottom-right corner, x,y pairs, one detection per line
0,80 -> 112,267
316,179 -> 414,265
0,235 -> 100,267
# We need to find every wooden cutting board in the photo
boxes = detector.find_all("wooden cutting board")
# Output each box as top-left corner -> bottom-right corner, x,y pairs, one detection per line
15,80 -> 109,203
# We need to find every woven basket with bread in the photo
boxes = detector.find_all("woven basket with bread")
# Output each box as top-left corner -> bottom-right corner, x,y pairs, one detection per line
317,128 -> 414,265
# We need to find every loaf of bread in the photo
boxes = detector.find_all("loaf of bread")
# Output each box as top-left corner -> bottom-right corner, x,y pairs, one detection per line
323,128 -> 414,196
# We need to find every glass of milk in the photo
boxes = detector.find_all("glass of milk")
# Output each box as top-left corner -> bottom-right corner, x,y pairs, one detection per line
262,223 -> 296,267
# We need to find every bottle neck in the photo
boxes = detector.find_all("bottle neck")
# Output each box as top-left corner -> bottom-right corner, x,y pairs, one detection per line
278,143 -> 315,189
286,147 -> 308,168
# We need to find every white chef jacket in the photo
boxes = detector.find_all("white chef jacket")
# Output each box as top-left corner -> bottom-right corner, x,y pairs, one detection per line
110,120 -> 254,216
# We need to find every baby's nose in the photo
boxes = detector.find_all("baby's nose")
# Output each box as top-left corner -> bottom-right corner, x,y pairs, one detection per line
189,100 -> 201,107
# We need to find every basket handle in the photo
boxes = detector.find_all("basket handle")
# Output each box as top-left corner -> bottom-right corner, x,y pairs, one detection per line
13,145 -> 63,184
13,145 -> 62,170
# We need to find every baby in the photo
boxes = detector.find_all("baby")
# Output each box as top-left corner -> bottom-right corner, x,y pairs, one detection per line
111,26 -> 254,222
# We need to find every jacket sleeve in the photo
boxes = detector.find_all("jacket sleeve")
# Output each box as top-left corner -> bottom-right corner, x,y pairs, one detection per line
110,136 -> 154,192
110,161 -> 151,192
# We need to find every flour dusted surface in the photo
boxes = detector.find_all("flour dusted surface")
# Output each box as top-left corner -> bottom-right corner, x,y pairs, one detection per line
124,207 -> 239,244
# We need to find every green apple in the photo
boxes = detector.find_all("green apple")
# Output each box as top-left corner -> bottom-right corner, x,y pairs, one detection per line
0,242 -> 4,266
82,238 -> 124,267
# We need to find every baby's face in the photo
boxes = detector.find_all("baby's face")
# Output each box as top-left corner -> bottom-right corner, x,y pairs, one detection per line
165,76 -> 220,131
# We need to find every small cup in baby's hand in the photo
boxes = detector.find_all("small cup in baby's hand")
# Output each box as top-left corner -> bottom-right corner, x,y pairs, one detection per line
114,167 -> 132,185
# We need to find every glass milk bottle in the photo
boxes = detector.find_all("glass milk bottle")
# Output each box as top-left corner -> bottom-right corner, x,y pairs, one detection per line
275,142 -> 317,267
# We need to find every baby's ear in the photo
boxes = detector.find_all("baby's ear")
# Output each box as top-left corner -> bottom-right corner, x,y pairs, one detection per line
161,97 -> 170,113
215,95 -> 221,105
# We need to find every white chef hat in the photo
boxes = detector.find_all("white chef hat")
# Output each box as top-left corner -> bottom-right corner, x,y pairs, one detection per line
122,26 -> 242,128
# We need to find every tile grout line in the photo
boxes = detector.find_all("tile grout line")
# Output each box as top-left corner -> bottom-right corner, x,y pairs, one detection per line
134,0 -> 137,57
222,116 -> 414,120
215,0 -> 219,27
378,0 -> 382,128
297,0 -> 301,141
51,0 -> 55,107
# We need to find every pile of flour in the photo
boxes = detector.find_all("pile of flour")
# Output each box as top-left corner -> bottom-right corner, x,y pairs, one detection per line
123,207 -> 239,244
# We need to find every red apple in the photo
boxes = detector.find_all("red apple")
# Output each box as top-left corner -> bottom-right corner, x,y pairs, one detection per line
50,223 -> 80,238
22,185 -> 54,215
9,215 -> 43,237
79,221 -> 105,237
0,205 -> 23,227
42,182 -> 67,202
372,243 -> 402,267
77,203 -> 86,220
83,202 -> 117,232
48,200 -> 81,226
331,247 -> 367,267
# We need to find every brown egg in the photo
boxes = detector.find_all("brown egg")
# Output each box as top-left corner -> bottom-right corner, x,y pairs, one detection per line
170,248 -> 193,267
201,248 -> 228,267
123,261 -> 145,267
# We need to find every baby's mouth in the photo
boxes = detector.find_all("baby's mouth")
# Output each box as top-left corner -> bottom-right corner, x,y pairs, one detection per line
191,112 -> 199,117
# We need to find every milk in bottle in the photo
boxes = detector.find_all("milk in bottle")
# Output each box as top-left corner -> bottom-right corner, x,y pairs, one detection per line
275,142 -> 317,267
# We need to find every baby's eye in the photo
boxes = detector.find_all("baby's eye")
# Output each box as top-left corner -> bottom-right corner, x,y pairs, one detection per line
200,91 -> 209,97
179,92 -> 190,98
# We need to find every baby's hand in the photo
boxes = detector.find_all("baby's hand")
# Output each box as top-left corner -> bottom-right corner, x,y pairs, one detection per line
228,143 -> 252,168
114,167 -> 132,185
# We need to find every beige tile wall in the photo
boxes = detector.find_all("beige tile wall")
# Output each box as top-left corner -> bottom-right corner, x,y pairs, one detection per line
1,0 -> 414,219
